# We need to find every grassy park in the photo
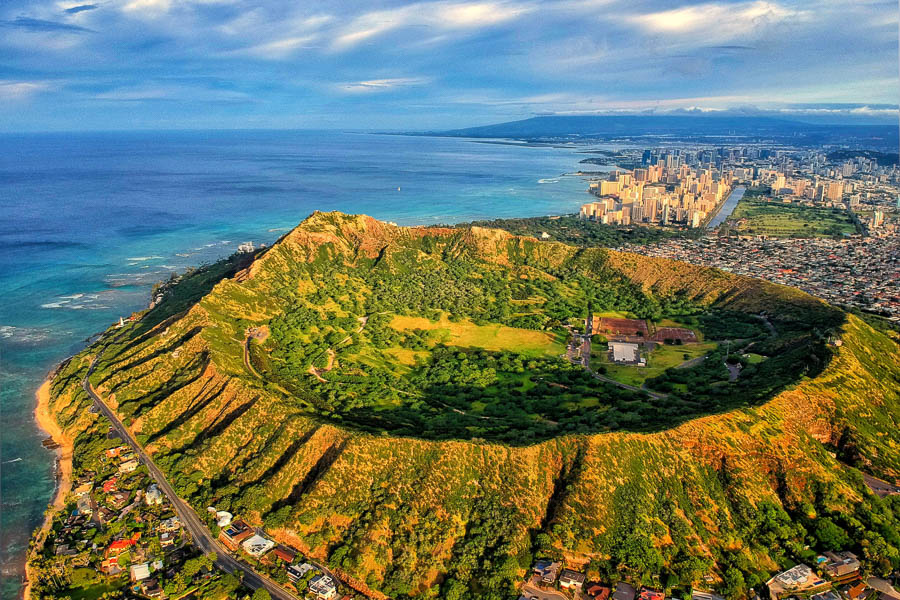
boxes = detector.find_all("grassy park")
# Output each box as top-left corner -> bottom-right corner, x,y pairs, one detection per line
390,314 -> 566,358
729,197 -> 857,238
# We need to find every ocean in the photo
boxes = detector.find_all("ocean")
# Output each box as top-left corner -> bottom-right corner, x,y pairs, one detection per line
0,130 -> 603,598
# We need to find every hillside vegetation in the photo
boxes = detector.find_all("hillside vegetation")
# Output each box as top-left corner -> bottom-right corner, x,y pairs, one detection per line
45,212 -> 900,600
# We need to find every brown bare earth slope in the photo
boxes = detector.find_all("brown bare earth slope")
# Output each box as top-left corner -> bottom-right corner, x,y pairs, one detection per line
44,212 -> 900,599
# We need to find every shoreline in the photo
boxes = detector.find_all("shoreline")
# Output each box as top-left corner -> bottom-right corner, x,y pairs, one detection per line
25,376 -> 74,600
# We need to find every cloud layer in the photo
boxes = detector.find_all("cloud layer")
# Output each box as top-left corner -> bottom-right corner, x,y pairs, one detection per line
0,0 -> 896,130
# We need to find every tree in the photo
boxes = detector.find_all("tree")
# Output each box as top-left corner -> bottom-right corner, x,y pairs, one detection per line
252,588 -> 272,600
814,518 -> 850,549
722,567 -> 746,600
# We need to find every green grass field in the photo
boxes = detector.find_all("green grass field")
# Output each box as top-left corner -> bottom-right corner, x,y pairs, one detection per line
390,314 -> 565,358
65,568 -> 125,600
744,352 -> 767,364
729,198 -> 857,238
593,341 -> 717,387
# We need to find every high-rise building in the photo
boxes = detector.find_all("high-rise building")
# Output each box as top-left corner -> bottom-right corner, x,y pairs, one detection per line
826,181 -> 843,202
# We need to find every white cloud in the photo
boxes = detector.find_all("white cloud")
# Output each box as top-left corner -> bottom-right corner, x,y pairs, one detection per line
120,0 -> 171,15
118,0 -> 237,17
628,1 -> 798,38
94,85 -> 253,102
332,1 -> 532,50
0,80 -> 50,101
236,35 -> 320,59
341,77 -> 431,92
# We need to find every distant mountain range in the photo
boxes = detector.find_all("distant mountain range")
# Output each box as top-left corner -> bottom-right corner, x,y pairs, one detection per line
430,115 -> 897,145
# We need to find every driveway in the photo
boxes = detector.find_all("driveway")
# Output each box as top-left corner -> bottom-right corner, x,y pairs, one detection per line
522,582 -> 572,600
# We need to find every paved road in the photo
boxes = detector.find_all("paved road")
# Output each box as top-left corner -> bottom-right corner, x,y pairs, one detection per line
725,362 -> 742,382
863,473 -> 900,497
83,359 -> 300,600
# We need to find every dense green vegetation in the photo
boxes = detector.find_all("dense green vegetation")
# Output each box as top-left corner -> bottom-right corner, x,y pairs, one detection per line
137,249 -> 261,334
43,213 -> 900,600
249,230 -> 840,442
462,215 -> 699,247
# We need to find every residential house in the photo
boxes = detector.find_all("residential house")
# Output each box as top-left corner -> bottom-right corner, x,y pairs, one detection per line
160,532 -> 176,548
692,591 -> 726,600
145,484 -> 163,506
641,588 -> 665,600
106,446 -> 128,460
822,552 -> 861,583
767,564 -> 829,600
560,569 -> 587,590
130,562 -> 151,582
119,459 -> 139,473
105,533 -> 140,558
242,533 -> 275,558
587,584 -> 611,600
613,582 -> 637,600
100,556 -> 123,576
273,546 -> 296,564
533,559 -> 561,584
141,578 -> 163,598
309,574 -> 338,600
76,495 -> 93,518
109,491 -> 130,508
219,519 -> 253,551
102,477 -> 118,493
97,507 -> 116,524
840,581 -> 874,600
159,517 -> 181,533
288,563 -> 316,582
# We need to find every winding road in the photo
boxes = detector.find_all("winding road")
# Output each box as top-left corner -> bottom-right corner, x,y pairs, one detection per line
82,357 -> 300,600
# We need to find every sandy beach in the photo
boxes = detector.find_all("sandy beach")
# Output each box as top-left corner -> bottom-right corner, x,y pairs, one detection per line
25,378 -> 74,600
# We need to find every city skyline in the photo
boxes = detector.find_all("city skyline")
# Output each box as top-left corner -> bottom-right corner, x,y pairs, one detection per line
1,0 -> 898,131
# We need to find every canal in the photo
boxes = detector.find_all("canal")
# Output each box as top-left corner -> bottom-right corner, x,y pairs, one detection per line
707,186 -> 746,230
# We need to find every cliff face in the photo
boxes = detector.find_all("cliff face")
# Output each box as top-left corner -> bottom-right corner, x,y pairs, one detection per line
46,212 -> 900,598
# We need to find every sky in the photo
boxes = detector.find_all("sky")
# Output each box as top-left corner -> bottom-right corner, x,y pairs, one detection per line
0,0 -> 897,131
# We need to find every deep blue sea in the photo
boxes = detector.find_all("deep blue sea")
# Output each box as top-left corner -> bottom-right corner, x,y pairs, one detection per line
0,130 -> 607,598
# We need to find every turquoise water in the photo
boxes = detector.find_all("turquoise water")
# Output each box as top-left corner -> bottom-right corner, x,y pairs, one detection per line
0,130 -> 597,598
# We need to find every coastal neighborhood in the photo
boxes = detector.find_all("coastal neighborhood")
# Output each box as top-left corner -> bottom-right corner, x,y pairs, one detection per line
517,552 -> 900,600
27,377 -> 363,600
